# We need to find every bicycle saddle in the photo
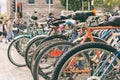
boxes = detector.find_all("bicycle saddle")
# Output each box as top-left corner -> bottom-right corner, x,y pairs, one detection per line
98,16 -> 120,26
60,14 -> 72,20
72,11 -> 95,22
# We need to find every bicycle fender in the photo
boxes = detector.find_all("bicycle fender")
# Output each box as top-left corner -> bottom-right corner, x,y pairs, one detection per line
14,35 -> 31,40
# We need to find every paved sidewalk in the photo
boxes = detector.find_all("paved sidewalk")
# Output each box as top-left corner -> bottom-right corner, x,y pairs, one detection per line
0,41 -> 44,80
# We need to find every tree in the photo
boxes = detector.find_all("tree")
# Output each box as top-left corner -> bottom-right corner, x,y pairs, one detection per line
60,0 -> 120,12
60,0 -> 83,11
94,0 -> 120,11
60,0 -> 95,11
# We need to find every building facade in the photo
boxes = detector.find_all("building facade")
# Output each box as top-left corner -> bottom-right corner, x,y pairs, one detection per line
7,0 -> 14,18
7,0 -> 65,20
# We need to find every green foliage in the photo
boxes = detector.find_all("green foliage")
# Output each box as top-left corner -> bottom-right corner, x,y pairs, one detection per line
84,1 -> 88,10
60,0 -> 66,8
94,0 -> 120,11
60,0 -> 120,11
60,0 -> 83,11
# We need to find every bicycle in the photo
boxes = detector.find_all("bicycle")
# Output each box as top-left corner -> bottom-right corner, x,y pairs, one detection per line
7,11 -> 49,67
25,34 -> 69,69
24,17 -> 70,69
24,12 -> 83,69
51,42 -> 120,80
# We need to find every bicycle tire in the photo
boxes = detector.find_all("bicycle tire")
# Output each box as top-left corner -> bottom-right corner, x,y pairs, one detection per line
7,36 -> 30,67
51,42 -> 117,80
33,41 -> 75,80
25,35 -> 47,68
27,35 -> 68,69
30,40 -> 65,71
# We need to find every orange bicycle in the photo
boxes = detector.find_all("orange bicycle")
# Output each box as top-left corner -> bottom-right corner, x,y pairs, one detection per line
50,26 -> 120,80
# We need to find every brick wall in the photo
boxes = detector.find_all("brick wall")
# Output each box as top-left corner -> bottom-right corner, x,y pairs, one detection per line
22,0 -> 64,20
7,0 -> 15,18
7,0 -> 65,21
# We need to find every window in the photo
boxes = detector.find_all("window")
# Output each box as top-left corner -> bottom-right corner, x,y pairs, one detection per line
46,0 -> 53,4
28,0 -> 35,4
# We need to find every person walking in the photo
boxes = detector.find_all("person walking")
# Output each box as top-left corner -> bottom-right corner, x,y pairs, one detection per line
2,20 -> 8,38
5,18 -> 14,43
0,18 -> 3,42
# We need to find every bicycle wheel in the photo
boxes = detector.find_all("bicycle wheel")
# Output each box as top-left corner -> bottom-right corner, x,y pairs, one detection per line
33,41 -> 75,80
25,35 -> 47,68
28,35 -> 68,69
30,39 -> 65,71
7,36 -> 30,67
51,42 -> 118,80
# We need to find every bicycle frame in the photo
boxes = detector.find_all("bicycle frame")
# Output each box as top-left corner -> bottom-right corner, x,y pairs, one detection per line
80,26 -> 120,58
80,26 -> 120,43
93,51 -> 120,80
63,26 -> 120,75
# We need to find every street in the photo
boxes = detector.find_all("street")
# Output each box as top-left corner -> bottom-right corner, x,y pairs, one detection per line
0,40 -> 44,80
